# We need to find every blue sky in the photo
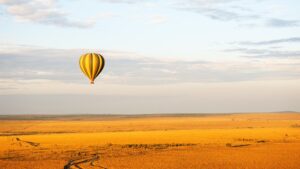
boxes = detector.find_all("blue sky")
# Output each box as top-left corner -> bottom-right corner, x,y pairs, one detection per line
0,0 -> 300,114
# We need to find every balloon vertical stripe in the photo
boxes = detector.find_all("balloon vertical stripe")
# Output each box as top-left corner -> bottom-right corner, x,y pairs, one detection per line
92,54 -> 99,79
96,55 -> 105,77
80,56 -> 89,77
88,53 -> 93,79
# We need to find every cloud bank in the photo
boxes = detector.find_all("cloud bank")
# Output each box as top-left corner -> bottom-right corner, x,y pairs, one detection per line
0,44 -> 299,89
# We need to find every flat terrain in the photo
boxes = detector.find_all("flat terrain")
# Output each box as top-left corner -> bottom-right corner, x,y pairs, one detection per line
0,113 -> 300,169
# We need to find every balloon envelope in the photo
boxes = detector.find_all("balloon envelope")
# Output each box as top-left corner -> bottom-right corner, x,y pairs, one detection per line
79,53 -> 105,84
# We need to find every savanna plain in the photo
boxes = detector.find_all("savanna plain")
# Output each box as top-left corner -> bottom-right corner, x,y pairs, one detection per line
0,112 -> 300,169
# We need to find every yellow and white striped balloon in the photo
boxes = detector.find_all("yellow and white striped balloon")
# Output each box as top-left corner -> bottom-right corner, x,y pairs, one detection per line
79,53 -> 105,84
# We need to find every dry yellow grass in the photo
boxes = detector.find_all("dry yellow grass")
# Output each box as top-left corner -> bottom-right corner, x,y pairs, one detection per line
0,113 -> 300,169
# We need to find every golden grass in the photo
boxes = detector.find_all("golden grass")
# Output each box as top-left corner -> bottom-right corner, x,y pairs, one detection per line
0,113 -> 300,169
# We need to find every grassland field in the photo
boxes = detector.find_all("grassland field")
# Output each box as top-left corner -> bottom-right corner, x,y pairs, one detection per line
0,112 -> 300,169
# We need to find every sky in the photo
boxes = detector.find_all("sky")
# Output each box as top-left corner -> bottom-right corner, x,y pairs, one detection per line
0,0 -> 300,114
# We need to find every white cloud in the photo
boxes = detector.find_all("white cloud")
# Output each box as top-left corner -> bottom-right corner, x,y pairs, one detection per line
266,18 -> 299,27
0,0 -> 95,28
173,0 -> 260,22
236,37 -> 300,46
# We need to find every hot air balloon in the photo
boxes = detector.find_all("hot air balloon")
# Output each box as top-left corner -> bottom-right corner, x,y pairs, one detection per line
79,53 -> 105,84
